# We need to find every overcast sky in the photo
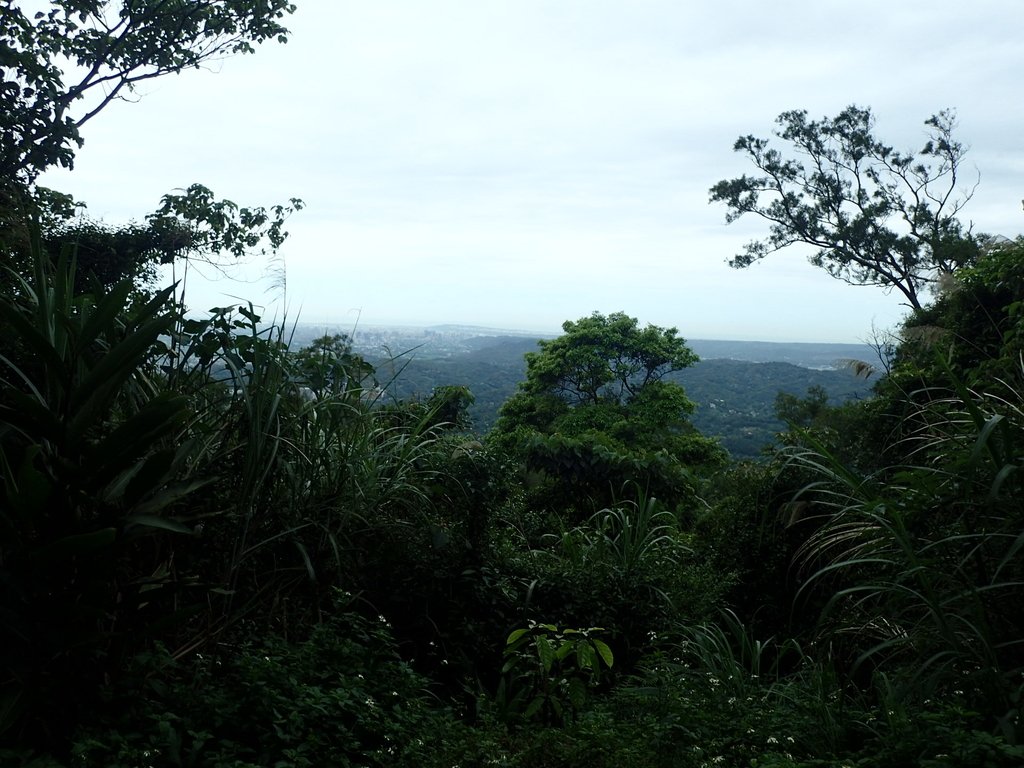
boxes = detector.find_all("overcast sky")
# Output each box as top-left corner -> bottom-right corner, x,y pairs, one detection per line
39,1 -> 1024,342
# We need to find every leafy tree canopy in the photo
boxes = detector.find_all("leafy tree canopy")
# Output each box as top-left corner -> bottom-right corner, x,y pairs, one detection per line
1,3 -> 303,295
710,105 -> 979,310
492,313 -> 724,511
1,0 -> 296,184
519,311 -> 698,408
882,237 -> 1024,399
2,184 -> 303,301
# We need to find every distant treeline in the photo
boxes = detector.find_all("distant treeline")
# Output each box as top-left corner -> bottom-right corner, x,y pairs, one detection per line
374,337 -> 875,458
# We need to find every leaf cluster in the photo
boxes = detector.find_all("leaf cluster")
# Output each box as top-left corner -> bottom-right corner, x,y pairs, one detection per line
0,0 -> 296,182
521,311 -> 697,407
499,621 -> 614,724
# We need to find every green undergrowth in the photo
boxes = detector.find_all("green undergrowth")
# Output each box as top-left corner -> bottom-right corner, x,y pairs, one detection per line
6,604 -> 1021,768
3,238 -> 1024,766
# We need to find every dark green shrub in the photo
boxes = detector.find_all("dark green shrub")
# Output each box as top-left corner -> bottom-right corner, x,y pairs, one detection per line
0,243 -> 204,751
70,598 -> 477,768
693,461 -> 817,639
503,495 -> 731,670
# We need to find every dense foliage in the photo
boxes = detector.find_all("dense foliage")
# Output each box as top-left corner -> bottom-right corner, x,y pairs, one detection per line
382,348 -> 874,459
490,312 -> 726,516
4,237 -> 1022,765
2,11 -> 1022,763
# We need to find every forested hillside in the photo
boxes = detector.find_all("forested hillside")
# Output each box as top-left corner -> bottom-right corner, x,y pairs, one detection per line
377,339 -> 874,458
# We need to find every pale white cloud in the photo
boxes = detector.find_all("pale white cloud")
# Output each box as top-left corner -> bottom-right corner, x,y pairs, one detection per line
39,0 -> 1024,342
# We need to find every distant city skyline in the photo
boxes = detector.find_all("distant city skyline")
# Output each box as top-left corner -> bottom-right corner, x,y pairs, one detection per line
41,1 -> 1024,343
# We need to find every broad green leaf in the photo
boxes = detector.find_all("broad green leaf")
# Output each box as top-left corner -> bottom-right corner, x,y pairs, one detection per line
506,628 -> 529,646
124,515 -> 194,535
591,638 -> 614,668
535,635 -> 555,673
524,696 -> 544,719
576,641 -> 596,671
554,641 -> 574,661
125,284 -> 177,334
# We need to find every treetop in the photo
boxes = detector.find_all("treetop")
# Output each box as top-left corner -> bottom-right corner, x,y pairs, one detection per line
710,105 -> 979,310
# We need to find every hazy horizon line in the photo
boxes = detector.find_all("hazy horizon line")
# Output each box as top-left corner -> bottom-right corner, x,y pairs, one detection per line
285,319 -> 879,347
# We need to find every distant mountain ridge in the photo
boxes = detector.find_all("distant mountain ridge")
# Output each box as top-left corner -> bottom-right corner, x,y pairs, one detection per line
424,324 -> 552,337
686,339 -> 881,370
456,335 -> 882,371
290,322 -> 880,372
348,329 -> 878,459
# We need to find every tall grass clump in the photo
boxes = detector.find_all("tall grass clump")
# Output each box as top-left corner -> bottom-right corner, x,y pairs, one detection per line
0,235 -> 459,755
0,236 -> 204,748
783,362 -> 1024,737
